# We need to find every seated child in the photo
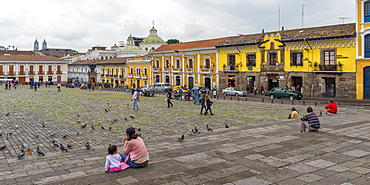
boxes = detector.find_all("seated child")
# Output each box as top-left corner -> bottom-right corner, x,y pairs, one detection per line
105,145 -> 129,172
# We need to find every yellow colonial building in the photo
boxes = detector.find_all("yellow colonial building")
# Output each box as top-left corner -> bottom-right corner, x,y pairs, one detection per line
124,56 -> 152,89
216,24 -> 356,98
356,0 -> 370,99
151,37 -> 230,89
99,57 -> 127,87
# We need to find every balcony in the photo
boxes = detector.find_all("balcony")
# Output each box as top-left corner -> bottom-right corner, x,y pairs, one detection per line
19,71 -> 25,75
38,71 -> 45,75
56,71 -> 62,74
48,71 -> 54,74
29,71 -> 35,75
314,63 -> 343,72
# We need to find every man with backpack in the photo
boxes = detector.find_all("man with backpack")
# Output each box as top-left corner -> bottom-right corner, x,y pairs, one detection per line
131,89 -> 140,110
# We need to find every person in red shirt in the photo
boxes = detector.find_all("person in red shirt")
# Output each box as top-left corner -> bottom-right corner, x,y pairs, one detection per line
324,100 -> 337,114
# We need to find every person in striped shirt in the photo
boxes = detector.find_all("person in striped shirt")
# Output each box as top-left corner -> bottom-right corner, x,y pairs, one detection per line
300,107 -> 320,133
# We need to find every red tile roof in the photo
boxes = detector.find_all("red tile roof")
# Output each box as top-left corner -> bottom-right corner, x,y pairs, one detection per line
0,55 -> 65,61
217,23 -> 356,47
0,50 -> 35,55
153,37 -> 232,52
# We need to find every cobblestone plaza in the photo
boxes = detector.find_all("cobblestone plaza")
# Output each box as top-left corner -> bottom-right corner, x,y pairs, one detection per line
0,86 -> 370,184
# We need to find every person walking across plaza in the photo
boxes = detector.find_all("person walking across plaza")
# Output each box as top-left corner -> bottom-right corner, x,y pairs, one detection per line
193,88 -> 199,104
324,100 -> 337,114
300,107 -> 320,133
199,94 -> 206,114
204,95 -> 214,115
166,91 -> 173,108
119,127 -> 149,168
131,89 -> 140,110
57,83 -> 61,92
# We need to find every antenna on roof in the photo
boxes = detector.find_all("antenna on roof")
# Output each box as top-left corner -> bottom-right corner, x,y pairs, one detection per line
152,20 -> 155,27
278,4 -> 281,31
302,3 -> 310,28
338,17 -> 350,24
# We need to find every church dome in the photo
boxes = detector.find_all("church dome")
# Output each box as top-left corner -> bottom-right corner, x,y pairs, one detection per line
142,26 -> 165,44
122,45 -> 140,50
122,34 -> 140,50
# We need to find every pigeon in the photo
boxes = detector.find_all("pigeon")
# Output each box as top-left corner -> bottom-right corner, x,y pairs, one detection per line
206,125 -> 213,131
194,127 -> 199,133
67,144 -> 72,148
105,109 -> 109,112
225,124 -> 230,128
18,150 -> 25,159
36,146 -> 45,156
319,111 -> 323,116
98,121 -> 101,125
42,123 -> 46,127
76,132 -> 80,135
77,120 -> 81,123
178,134 -> 185,140
138,128 -> 142,132
130,116 -> 135,119
107,102 -> 110,105
62,135 -> 68,139
52,140 -> 59,147
109,127 -> 112,131
26,149 -> 32,156
86,142 -> 91,150
5,113 -> 9,116
101,126 -> 105,130
60,144 -> 68,152
188,129 -> 196,135
113,118 -> 118,122
21,143 -> 25,150
81,123 -> 87,129
124,118 -> 127,121
8,131 -> 12,136
91,125 -> 95,130
35,134 -> 39,138
0,145 -> 6,150
77,114 -> 80,117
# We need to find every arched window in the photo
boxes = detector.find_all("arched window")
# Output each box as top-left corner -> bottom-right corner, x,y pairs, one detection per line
365,34 -> 370,58
156,59 -> 160,68
136,68 -> 141,75
130,68 -> 134,74
365,2 -> 370,22
144,68 -> 147,75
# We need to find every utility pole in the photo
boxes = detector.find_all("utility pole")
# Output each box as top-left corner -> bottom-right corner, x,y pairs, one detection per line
338,17 -> 350,24
302,3 -> 310,28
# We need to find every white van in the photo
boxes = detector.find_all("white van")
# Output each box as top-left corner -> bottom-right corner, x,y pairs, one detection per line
154,83 -> 172,92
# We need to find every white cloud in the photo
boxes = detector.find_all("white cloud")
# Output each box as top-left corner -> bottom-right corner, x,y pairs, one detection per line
0,0 -> 355,52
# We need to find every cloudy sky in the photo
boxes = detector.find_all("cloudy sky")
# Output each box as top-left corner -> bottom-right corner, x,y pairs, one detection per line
0,0 -> 355,53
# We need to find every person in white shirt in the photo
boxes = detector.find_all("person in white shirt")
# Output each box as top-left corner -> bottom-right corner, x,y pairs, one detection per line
131,89 -> 140,110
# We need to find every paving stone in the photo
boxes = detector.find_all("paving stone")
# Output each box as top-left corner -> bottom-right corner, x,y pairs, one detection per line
305,159 -> 337,168
296,173 -> 323,182
342,150 -> 370,158
232,176 -> 272,185
115,176 -> 139,185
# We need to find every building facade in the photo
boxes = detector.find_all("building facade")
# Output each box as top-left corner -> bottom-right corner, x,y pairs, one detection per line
151,37 -> 230,89
356,0 -> 370,99
0,55 -> 68,84
216,23 -> 356,98
124,56 -> 152,89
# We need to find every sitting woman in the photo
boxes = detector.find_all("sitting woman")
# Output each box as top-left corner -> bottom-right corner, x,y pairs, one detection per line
288,107 -> 300,119
119,127 -> 149,168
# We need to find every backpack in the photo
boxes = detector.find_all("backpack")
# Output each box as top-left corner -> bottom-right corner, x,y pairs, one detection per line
136,92 -> 140,99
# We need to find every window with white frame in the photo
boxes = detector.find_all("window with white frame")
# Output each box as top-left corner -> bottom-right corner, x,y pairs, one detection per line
136,68 -> 141,75
188,58 -> 193,68
203,56 -> 211,68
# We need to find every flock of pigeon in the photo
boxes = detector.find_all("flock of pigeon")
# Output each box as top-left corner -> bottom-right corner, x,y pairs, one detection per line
178,124 -> 229,141
1,102 -> 136,159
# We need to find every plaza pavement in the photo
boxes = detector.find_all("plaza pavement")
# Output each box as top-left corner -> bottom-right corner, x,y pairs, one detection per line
0,85 -> 370,185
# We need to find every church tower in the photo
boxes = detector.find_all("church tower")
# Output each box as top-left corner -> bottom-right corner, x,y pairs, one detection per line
34,38 -> 39,51
42,39 -> 47,50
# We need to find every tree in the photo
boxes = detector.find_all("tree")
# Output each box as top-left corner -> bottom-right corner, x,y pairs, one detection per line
166,39 -> 180,44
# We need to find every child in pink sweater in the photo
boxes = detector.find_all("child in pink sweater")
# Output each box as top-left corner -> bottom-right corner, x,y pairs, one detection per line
105,145 -> 129,172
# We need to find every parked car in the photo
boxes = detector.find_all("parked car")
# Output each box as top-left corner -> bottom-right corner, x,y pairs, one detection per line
172,86 -> 188,93
142,85 -> 155,97
153,83 -> 172,92
264,87 -> 303,100
222,87 -> 246,96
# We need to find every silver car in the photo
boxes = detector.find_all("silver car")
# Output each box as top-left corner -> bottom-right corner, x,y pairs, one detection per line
222,87 -> 246,96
